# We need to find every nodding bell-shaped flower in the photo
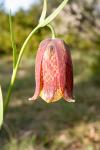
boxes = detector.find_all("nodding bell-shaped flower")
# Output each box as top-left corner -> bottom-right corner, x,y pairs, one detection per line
29,38 -> 75,103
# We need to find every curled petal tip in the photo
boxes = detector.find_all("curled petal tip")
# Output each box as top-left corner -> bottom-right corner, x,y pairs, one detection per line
66,99 -> 75,103
28,96 -> 35,101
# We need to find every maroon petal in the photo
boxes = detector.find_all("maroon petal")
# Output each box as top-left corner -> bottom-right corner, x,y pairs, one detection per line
40,42 -> 59,102
54,39 -> 66,93
29,39 -> 51,100
63,42 -> 74,101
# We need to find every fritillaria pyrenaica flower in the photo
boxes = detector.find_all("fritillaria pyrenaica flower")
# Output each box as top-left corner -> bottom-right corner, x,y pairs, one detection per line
29,38 -> 75,103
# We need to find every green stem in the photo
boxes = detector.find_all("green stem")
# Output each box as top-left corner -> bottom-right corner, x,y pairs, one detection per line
4,25 -> 40,114
47,24 -> 56,39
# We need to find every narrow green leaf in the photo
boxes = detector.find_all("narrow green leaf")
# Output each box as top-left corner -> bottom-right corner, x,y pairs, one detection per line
39,0 -> 47,23
0,85 -> 3,128
39,0 -> 69,27
9,10 -> 17,69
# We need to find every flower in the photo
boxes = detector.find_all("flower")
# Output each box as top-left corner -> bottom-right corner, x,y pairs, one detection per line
29,38 -> 75,103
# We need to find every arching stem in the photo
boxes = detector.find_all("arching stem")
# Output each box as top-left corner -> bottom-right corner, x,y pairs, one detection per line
47,24 -> 56,39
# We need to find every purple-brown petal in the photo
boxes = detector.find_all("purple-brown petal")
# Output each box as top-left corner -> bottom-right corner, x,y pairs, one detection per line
40,42 -> 59,102
63,41 -> 74,101
29,39 -> 51,100
54,39 -> 66,93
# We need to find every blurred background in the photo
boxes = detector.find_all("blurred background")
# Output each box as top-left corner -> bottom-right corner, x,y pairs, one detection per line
0,0 -> 100,150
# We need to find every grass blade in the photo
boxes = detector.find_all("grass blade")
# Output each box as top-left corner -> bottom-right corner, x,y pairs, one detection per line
39,0 -> 47,23
40,0 -> 69,27
9,10 -> 17,69
0,85 -> 3,128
